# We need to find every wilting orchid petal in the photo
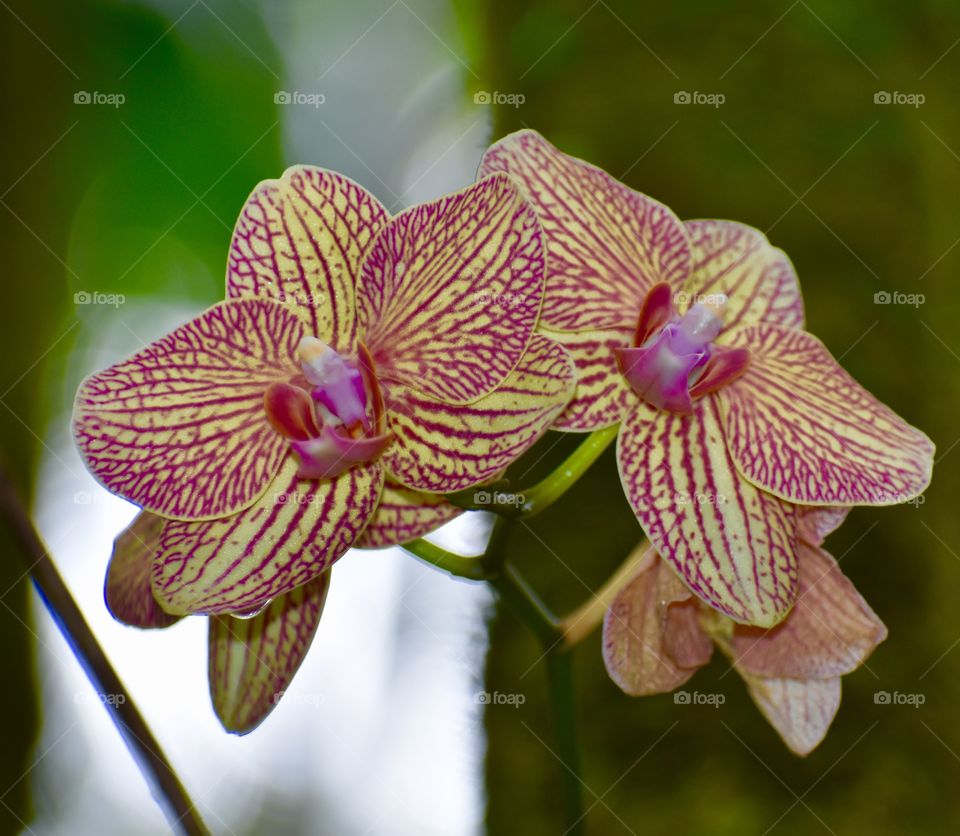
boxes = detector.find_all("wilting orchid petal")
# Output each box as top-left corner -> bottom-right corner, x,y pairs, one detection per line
380,334 -> 575,492
355,479 -> 462,548
617,396 -> 799,626
602,546 -> 713,696
540,325 -> 635,431
798,507 -> 850,545
209,572 -> 330,734
227,165 -> 389,345
479,130 -> 691,331
730,542 -> 887,679
681,220 -> 804,331
105,511 -> 181,629
74,299 -> 305,521
357,173 -> 544,404
720,323 -> 934,505
152,457 -> 381,615
742,675 -> 841,757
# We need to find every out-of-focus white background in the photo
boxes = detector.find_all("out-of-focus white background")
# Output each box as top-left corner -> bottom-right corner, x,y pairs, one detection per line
29,1 -> 496,833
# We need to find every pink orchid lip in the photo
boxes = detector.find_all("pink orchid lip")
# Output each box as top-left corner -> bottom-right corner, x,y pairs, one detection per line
264,338 -> 389,479
616,282 -> 750,415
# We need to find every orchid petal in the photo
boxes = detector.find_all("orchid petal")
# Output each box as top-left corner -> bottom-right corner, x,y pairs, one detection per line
152,456 -> 381,615
209,572 -> 330,734
682,220 -> 804,331
798,507 -> 850,546
105,512 -> 181,629
731,542 -> 887,679
541,325 -> 635,431
742,675 -> 841,756
356,479 -> 462,548
357,173 -> 544,404
74,299 -> 304,520
720,324 -> 935,506
617,396 -> 799,627
602,547 -> 713,696
479,130 -> 691,331
381,334 -> 574,492
227,166 -> 389,346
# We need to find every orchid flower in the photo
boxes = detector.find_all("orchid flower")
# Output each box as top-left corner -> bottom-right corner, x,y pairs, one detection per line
85,166 -> 575,730
479,130 -> 934,626
75,167 -> 573,620
603,508 -> 886,755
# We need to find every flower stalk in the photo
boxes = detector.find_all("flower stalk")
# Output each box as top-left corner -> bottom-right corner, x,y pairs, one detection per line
0,469 -> 211,836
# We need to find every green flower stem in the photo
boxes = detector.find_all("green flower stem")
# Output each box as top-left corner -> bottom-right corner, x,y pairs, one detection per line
0,470 -> 211,836
444,424 -> 619,518
402,529 -> 585,833
518,424 -> 619,517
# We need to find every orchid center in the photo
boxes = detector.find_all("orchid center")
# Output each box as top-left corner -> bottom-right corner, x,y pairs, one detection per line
614,283 -> 751,415
264,336 -> 389,479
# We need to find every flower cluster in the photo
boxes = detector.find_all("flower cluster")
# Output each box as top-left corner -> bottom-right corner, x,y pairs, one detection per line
77,131 -> 933,750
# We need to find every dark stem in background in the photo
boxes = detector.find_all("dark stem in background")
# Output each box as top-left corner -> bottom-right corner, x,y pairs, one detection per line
0,470 -> 211,836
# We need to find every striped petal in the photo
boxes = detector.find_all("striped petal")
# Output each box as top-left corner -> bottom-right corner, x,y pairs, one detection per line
617,396 -> 799,627
741,676 -> 841,756
74,299 -> 304,520
720,324 -> 935,506
152,457 -> 381,615
730,542 -> 887,679
541,325 -> 636,431
357,173 -> 544,404
355,479 -> 461,548
227,166 -> 389,346
603,547 -> 713,696
682,220 -> 804,331
105,512 -> 181,629
209,572 -> 330,734
479,130 -> 691,332
380,334 -> 575,492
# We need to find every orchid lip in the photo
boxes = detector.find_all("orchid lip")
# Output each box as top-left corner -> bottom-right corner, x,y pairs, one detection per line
265,338 -> 388,479
618,283 -> 749,414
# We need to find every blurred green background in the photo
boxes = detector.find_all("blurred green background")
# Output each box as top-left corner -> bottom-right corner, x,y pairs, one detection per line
2,0 -> 959,833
